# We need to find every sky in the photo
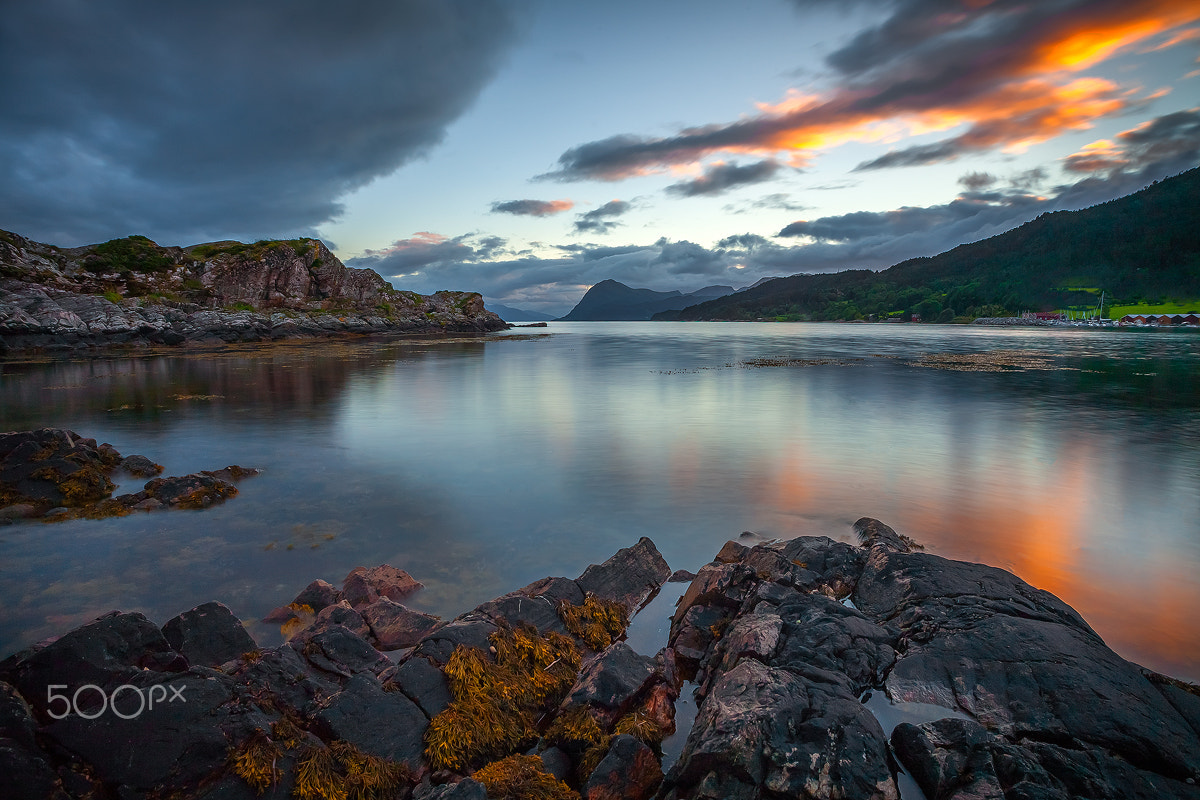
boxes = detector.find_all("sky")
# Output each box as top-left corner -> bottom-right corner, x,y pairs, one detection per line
2,0 -> 1199,316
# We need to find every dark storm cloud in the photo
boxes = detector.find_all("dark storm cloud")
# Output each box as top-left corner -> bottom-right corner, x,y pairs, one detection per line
958,172 -> 998,191
490,199 -> 575,217
0,0 -> 520,246
716,233 -> 774,250
349,232 -> 482,272
545,0 -> 1195,180
665,160 -> 781,197
778,193 -> 1046,242
651,239 -> 729,275
1063,108 -> 1200,174
574,200 -> 631,234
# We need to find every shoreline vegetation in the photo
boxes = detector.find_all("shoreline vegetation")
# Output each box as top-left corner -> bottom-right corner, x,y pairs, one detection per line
0,518 -> 1197,799
0,228 -> 507,355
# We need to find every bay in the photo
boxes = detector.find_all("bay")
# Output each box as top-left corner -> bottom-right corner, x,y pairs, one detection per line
1,321 -> 1197,682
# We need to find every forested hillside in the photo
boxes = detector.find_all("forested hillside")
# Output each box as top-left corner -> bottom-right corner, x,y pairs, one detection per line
662,167 -> 1200,322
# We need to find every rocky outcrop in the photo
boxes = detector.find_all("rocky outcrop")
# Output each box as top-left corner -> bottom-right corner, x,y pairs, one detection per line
0,428 -> 258,521
0,536 -> 674,800
1,525 -> 1197,800
658,518 -> 1200,800
0,228 -> 506,352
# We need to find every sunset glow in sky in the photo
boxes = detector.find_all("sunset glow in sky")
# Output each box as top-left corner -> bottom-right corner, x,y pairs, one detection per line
3,0 -> 1199,314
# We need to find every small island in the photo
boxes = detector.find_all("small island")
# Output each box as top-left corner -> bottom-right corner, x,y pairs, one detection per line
0,230 -> 506,354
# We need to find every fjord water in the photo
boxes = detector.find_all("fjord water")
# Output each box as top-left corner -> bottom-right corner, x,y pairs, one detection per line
1,322 -> 1198,681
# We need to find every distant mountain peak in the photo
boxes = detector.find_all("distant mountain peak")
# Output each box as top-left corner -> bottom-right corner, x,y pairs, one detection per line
559,280 -> 735,321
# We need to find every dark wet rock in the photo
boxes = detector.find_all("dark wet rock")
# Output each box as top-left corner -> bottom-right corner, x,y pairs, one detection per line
200,465 -> 260,483
668,569 -> 698,583
0,502 -> 37,519
476,587 -> 573,635
892,717 -> 1200,800
313,674 -> 428,769
0,428 -> 256,520
891,718 -> 1003,800
161,601 -> 256,667
0,681 -> 38,749
44,669 -> 235,791
119,454 -> 163,477
564,642 -> 657,714
583,734 -> 662,800
298,600 -> 372,643
575,536 -> 671,616
361,597 -> 441,650
382,656 -> 452,719
142,472 -> 238,509
227,644 -> 340,714
665,523 -> 1200,799
669,604 -> 730,679
290,578 -> 342,613
662,659 -> 896,800
714,540 -> 749,564
0,428 -> 117,510
341,571 -> 381,608
0,611 -> 183,708
411,615 -> 499,666
295,625 -> 390,679
853,516 -> 913,552
538,746 -> 573,783
771,592 -> 897,694
0,738 -> 67,800
343,564 -> 423,605
857,547 -> 1200,781
412,778 -> 488,800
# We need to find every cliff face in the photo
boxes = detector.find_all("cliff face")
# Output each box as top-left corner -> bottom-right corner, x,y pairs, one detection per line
0,229 -> 506,350
190,239 -> 396,311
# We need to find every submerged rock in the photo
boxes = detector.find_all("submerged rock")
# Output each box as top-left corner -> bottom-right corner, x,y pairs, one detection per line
0,428 -> 258,520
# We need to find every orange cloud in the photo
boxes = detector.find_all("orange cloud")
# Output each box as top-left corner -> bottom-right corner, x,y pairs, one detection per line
1140,26 -> 1200,52
550,1 -> 1200,181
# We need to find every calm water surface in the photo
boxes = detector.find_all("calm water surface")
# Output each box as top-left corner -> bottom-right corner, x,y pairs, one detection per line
1,322 -> 1198,681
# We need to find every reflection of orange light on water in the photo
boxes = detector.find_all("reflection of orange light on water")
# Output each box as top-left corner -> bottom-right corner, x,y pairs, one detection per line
764,453 -> 816,515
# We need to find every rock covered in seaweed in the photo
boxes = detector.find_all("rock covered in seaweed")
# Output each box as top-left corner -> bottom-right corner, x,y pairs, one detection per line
0,428 -> 258,520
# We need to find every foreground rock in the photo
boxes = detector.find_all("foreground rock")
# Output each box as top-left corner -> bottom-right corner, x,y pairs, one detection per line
658,519 -> 1200,800
0,228 -> 506,352
265,564 -> 437,651
1,525 -> 1197,800
0,428 -> 258,521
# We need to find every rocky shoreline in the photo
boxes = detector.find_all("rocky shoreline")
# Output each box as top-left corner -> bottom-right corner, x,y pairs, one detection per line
0,229 -> 506,354
1,520 -> 1197,799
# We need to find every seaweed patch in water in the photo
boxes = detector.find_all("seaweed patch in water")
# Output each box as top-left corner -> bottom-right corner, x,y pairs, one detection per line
906,350 -> 1076,372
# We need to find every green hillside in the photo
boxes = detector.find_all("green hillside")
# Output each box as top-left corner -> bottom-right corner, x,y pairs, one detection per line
664,167 -> 1200,322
